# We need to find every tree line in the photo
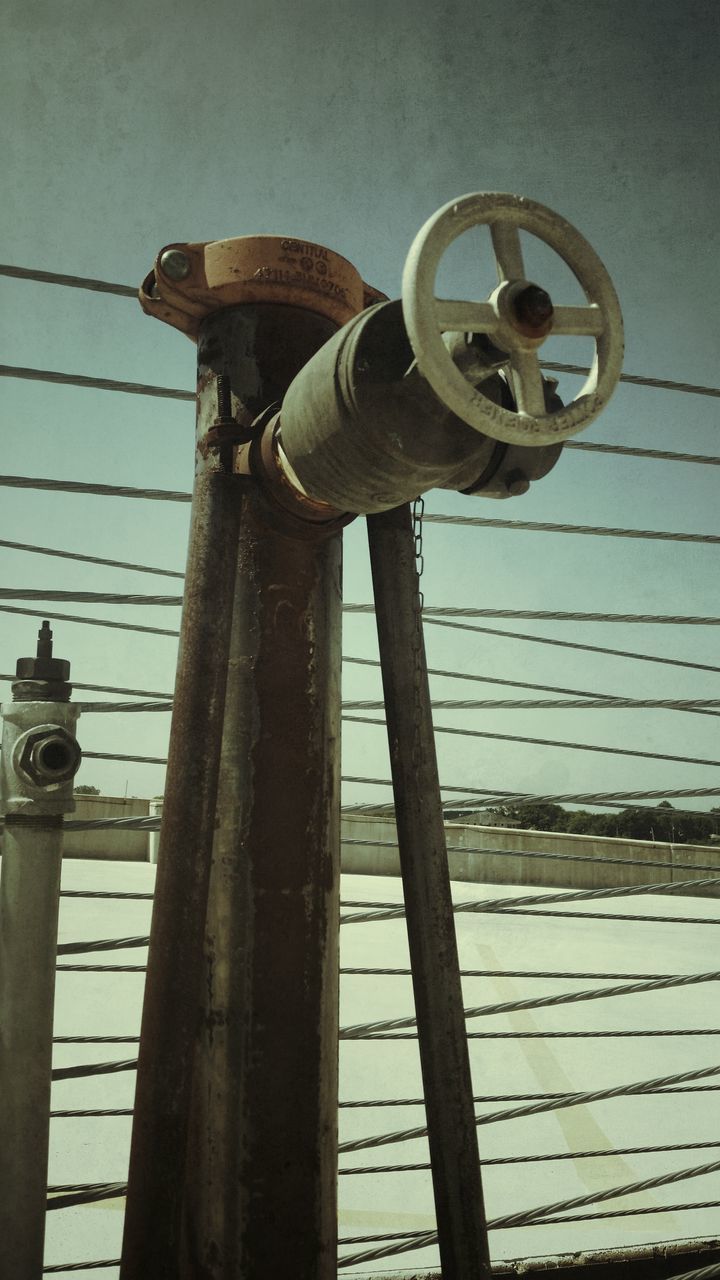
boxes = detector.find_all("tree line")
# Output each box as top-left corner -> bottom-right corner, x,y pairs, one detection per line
483,801 -> 720,845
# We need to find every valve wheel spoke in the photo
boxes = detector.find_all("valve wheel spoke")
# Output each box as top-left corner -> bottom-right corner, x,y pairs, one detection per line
490,221 -> 526,282
552,304 -> 605,336
509,349 -> 546,417
435,300 -> 497,333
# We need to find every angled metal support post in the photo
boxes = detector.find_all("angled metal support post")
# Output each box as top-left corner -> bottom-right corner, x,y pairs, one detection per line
179,303 -> 344,1280
367,503 -> 492,1279
120,323 -> 245,1276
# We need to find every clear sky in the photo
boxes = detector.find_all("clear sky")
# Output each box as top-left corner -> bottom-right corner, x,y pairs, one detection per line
1,0 -> 718,808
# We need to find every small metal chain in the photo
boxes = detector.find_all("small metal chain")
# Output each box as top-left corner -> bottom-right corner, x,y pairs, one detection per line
410,496 -> 425,769
412,495 -> 425,611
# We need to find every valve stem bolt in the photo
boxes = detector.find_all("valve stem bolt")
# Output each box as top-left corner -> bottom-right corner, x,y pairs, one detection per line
159,248 -> 191,281
505,468 -> 530,497
513,285 -> 554,331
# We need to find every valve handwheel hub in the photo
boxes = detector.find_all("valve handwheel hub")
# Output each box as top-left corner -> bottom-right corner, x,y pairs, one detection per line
402,192 -> 624,445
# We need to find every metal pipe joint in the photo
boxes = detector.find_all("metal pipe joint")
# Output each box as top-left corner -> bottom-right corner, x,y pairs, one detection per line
1,702 -> 80,816
275,299 -> 562,515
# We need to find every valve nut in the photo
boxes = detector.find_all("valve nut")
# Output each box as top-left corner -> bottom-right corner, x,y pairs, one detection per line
14,725 -> 82,790
159,248 -> 192,281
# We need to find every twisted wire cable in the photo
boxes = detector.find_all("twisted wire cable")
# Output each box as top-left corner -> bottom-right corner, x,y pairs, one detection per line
665,1262 -> 720,1280
540,359 -> 720,398
422,616 -> 720,676
0,537 -> 183,578
0,263 -> 136,297
3,600 -> 718,680
0,603 -> 178,637
347,603 -> 720,625
340,1137 -> 720,1175
46,1183 -> 126,1212
48,1081 -> 720,1120
43,1261 -> 122,1273
0,474 -> 191,502
52,969 -> 720,1045
339,969 -> 720,1039
50,1109 -> 133,1117
345,695 -> 720,713
345,652 -> 717,701
344,713 -> 720,771
56,964 -> 147,972
342,875 -> 720,926
352,1028 -> 720,1042
423,514 -> 720,546
51,1059 -> 136,1082
338,1160 -> 720,1265
75,693 -> 720,716
54,829 -> 720,875
337,1063 -> 720,1154
566,440 -> 720,466
0,362 -> 194,401
4,265 -> 718,399
56,936 -> 149,955
54,1035 -> 139,1043
6,591 -> 720,623
77,701 -> 172,713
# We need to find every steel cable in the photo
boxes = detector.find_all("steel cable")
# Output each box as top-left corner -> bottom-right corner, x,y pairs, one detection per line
342,876 -> 720,926
665,1262 -> 720,1280
422,616 -> 720,676
339,1137 -> 720,1176
338,1162 -> 720,1265
51,1059 -> 136,1081
346,695 -> 720,713
339,970 -> 720,1038
0,263 -> 137,297
3,601 -> 719,681
4,264 -> 719,400
46,1183 -> 126,1212
53,830 -> 720,874
345,715 -> 720,771
423,514 -> 720,545
0,604 -> 179,637
540,359 -> 720,398
6,591 -> 720,623
0,474 -> 191,502
348,604 -> 720,625
56,936 -> 149,955
43,1261 -> 122,1273
337,1063 -> 720,1155
0,537 -> 183,578
47,1083 -> 720,1119
565,440 -> 720,466
0,362 -> 194,401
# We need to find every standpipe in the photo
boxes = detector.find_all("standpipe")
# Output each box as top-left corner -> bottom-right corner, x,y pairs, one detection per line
121,195 -> 624,1280
0,623 -> 81,1280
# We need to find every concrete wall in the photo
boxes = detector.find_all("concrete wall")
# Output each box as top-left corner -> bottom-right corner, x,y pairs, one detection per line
63,794 -> 152,861
341,812 -> 720,895
49,796 -> 720,897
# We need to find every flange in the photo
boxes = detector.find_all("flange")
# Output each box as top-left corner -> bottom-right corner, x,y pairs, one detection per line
140,235 -> 386,339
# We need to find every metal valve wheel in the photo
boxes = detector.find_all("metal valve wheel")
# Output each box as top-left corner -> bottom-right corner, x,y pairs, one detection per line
401,192 -> 624,446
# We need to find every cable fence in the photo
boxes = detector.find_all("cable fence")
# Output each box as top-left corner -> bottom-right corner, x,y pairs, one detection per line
2,258 -> 718,1276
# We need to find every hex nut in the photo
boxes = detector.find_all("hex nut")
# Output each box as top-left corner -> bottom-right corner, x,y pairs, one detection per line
16,726 -> 82,789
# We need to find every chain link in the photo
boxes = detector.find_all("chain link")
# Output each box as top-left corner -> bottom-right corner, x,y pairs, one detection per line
412,495 -> 425,610
410,497 -> 426,770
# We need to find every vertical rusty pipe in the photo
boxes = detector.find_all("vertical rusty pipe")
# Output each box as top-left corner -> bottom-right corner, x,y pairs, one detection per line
366,503 -> 492,1279
0,816 -> 64,1280
120,340 -> 244,1277
181,487 -> 342,1279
